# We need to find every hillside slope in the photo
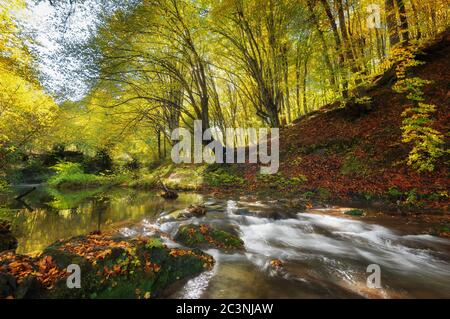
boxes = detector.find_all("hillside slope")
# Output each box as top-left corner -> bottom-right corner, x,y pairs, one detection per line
238,32 -> 449,212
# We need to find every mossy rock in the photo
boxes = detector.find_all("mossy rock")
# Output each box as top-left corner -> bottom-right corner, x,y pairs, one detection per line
0,234 -> 214,299
344,209 -> 365,217
174,224 -> 244,251
157,209 -> 192,223
158,205 -> 207,223
186,205 -> 207,216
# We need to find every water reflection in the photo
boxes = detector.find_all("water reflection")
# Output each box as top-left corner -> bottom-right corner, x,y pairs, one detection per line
0,186 -> 202,253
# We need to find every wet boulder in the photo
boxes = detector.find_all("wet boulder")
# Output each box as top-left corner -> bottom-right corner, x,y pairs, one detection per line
157,209 -> 191,223
186,204 -> 207,216
157,205 -> 207,223
174,224 -> 244,251
0,234 -> 214,299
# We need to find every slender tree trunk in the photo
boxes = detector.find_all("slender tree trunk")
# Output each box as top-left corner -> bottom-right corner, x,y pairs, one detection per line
375,28 -> 384,59
428,2 -> 437,35
306,0 -> 337,89
157,129 -> 161,160
385,0 -> 400,48
302,54 -> 309,115
283,50 -> 291,123
396,0 -> 410,45
295,43 -> 301,117
319,0 -> 348,99
410,0 -> 421,39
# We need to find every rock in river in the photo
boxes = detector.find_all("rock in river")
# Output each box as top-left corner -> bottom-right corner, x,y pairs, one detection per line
344,209 -> 365,217
0,234 -> 214,299
174,224 -> 244,251
157,204 -> 208,223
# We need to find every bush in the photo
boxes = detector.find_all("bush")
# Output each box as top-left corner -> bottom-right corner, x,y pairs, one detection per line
47,162 -> 105,188
204,166 -> 244,187
387,187 -> 403,199
391,47 -> 447,172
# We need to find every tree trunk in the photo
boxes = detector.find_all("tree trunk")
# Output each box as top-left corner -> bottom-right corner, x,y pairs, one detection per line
283,50 -> 291,123
396,0 -> 410,45
157,129 -> 161,160
302,54 -> 309,115
306,0 -> 337,89
385,0 -> 400,48
319,0 -> 348,99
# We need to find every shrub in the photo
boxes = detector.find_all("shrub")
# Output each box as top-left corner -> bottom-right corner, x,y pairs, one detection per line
47,162 -> 104,188
204,167 -> 244,187
391,47 -> 447,172
387,187 -> 403,199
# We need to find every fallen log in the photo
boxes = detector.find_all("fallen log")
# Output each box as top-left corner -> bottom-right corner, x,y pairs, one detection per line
158,178 -> 178,200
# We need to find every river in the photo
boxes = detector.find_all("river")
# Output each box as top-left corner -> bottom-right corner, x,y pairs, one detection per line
1,186 -> 449,298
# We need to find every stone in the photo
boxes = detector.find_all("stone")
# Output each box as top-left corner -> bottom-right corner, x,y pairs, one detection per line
174,224 -> 244,251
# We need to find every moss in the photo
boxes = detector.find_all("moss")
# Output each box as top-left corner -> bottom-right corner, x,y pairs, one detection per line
204,165 -> 244,187
340,156 -> 368,176
128,163 -> 207,190
257,173 -> 307,189
344,209 -> 365,216
316,187 -> 331,202
175,224 -> 244,250
298,139 -> 356,155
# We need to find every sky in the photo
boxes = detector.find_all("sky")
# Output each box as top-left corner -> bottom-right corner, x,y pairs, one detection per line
18,0 -> 104,101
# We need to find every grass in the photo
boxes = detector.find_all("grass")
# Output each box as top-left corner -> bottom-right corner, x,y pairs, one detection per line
126,162 -> 207,190
204,165 -> 245,187
256,172 -> 307,189
127,162 -> 244,190
340,155 -> 368,176
46,162 -> 126,189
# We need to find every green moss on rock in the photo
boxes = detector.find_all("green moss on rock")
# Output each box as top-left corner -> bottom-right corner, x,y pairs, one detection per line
175,224 -> 244,250
344,209 -> 365,216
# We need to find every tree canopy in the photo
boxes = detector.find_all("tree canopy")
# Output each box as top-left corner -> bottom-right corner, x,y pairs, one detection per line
0,0 -> 448,183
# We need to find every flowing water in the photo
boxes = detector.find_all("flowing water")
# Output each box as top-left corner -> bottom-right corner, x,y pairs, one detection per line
1,186 -> 450,298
